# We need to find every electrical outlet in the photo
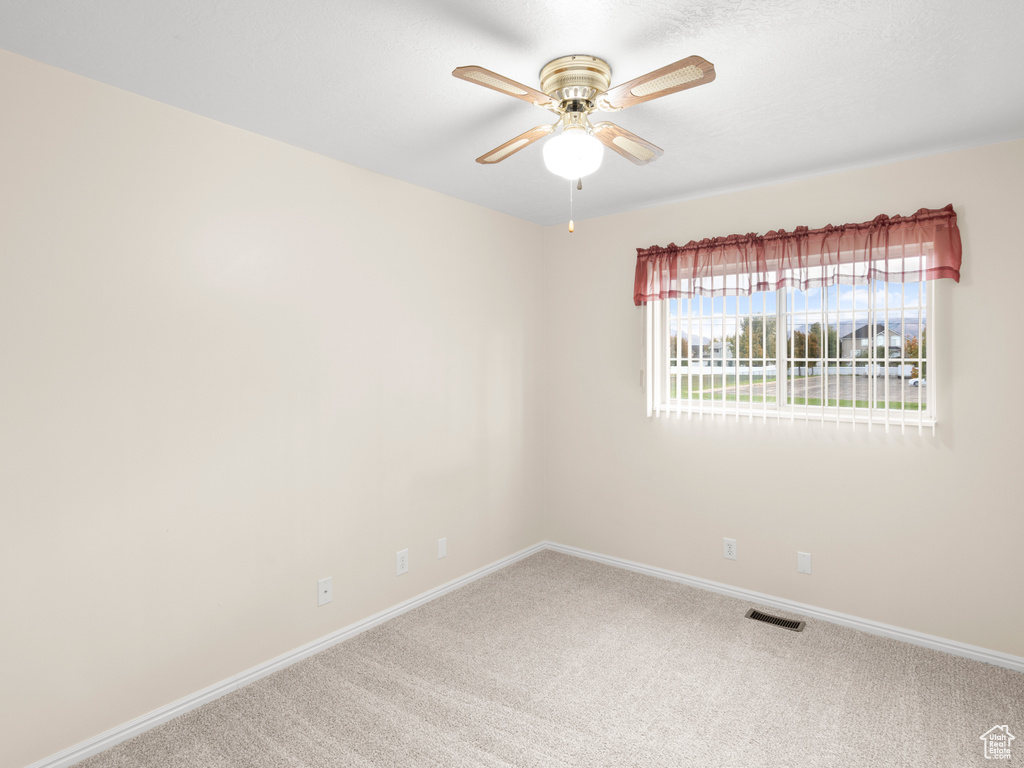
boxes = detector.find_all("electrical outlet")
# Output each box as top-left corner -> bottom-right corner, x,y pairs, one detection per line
396,548 -> 409,576
438,537 -> 447,558
798,552 -> 812,574
724,538 -> 737,560
317,577 -> 332,606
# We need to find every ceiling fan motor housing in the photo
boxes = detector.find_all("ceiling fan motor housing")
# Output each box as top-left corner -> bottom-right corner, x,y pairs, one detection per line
540,55 -> 612,109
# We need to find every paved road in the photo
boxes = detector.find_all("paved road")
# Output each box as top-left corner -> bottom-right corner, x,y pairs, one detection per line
785,375 -> 923,404
701,374 -> 925,405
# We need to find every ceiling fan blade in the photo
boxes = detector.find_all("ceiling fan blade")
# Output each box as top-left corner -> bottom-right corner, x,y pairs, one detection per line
596,55 -> 715,111
453,66 -> 555,108
476,122 -> 558,164
591,122 -> 664,165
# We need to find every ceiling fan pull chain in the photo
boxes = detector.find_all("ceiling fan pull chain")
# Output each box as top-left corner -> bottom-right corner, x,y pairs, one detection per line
569,178 -> 574,234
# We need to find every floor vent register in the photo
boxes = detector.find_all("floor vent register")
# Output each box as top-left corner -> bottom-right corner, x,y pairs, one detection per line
745,608 -> 806,632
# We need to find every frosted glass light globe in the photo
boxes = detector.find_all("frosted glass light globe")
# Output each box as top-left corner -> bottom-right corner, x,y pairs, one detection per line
542,128 -> 603,180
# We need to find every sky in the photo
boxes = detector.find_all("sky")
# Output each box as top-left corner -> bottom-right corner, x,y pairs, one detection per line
668,283 -> 926,345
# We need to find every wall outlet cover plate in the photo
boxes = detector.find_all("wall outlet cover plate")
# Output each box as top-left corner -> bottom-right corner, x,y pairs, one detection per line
797,552 -> 812,574
317,576 -> 332,606
724,538 -> 737,560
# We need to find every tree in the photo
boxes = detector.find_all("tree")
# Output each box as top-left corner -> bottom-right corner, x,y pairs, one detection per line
789,329 -> 821,374
734,317 -> 776,361
796,329 -> 822,359
855,345 -> 888,360
806,322 -> 838,360
907,328 -> 927,379
668,335 -> 699,365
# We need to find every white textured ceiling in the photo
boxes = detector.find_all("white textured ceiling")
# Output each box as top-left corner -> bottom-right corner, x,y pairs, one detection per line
2,0 -> 1023,225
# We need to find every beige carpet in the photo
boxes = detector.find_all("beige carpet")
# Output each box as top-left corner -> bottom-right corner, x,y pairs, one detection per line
77,550 -> 1023,767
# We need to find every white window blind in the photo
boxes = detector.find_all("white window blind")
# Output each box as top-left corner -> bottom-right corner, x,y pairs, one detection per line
635,206 -> 960,434
644,277 -> 934,433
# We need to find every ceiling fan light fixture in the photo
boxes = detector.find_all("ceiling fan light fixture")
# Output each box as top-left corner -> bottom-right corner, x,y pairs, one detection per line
454,53 -> 714,174
542,127 -> 603,180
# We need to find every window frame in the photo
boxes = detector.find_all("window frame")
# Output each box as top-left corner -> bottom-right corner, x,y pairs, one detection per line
644,279 -> 936,431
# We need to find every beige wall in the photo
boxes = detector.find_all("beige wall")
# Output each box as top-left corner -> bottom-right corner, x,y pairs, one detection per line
541,138 -> 1024,660
4,44 -> 1024,768
0,51 -> 544,768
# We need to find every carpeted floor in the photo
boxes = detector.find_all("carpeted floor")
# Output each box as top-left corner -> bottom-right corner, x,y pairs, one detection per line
77,550 -> 1023,767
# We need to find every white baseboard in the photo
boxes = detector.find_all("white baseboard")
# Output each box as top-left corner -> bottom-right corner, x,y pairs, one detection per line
542,541 -> 1024,674
27,538 -> 1022,767
27,542 -> 545,768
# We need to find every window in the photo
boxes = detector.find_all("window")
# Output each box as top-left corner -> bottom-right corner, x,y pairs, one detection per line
635,205 -> 961,433
647,279 -> 932,431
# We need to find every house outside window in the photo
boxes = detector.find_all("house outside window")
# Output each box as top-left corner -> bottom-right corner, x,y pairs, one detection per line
840,324 -> 907,359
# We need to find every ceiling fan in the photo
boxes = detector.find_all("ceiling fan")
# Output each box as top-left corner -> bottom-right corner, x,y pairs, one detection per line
452,54 -> 716,180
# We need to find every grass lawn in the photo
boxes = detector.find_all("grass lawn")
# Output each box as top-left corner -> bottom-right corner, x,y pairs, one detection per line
788,397 -> 924,410
670,374 -> 923,411
671,393 -> 924,410
669,376 -> 776,398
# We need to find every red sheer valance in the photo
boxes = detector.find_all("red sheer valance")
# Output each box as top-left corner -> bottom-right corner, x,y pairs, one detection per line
634,205 -> 962,305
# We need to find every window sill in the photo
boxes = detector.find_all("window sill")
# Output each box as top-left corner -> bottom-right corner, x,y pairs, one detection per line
652,402 -> 936,429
